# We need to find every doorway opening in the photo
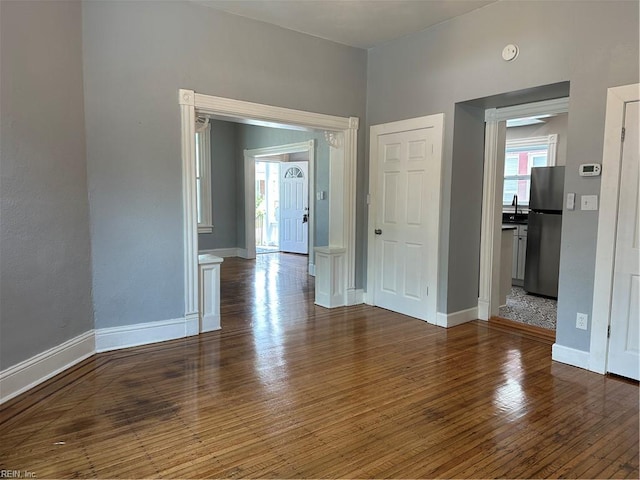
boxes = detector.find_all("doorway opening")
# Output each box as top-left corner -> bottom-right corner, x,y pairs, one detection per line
245,140 -> 315,270
255,160 -> 281,254
255,154 -> 310,256
179,89 -> 359,329
478,95 -> 569,333
498,112 -> 568,332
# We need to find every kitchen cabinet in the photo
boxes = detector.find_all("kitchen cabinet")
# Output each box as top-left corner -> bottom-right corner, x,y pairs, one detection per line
501,227 -> 515,306
511,225 -> 528,286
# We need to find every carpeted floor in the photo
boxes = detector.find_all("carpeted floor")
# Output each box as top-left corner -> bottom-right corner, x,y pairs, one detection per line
499,286 -> 557,330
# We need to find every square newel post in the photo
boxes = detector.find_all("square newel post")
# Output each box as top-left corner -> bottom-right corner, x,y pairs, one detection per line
314,246 -> 346,308
198,253 -> 224,332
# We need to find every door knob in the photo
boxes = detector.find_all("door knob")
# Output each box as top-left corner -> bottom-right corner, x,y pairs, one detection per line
302,214 -> 308,223
375,229 -> 382,235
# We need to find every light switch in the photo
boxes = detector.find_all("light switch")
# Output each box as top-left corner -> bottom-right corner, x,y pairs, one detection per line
581,195 -> 598,211
566,193 -> 575,210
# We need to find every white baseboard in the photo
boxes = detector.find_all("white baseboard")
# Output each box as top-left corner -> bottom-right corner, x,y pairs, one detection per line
346,288 -> 364,306
552,343 -> 590,370
200,247 -> 245,258
436,307 -> 479,328
0,330 -> 95,405
363,291 -> 374,306
308,263 -> 316,276
95,317 -> 191,353
185,313 -> 200,337
477,300 -> 490,321
201,313 -> 221,333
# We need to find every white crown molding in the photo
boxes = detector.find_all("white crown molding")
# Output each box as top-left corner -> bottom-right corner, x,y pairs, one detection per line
0,331 -> 95,404
194,93 -> 352,131
245,140 -> 314,158
485,97 -> 569,122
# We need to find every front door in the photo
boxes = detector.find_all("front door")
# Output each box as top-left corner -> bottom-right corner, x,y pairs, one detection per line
607,100 -> 639,380
279,161 -> 309,254
370,116 -> 443,322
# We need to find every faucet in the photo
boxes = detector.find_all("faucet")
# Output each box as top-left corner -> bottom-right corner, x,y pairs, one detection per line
511,194 -> 519,215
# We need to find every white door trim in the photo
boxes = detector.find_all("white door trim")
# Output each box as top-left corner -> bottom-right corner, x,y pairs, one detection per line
366,114 -> 444,323
179,89 -> 358,323
478,97 -> 570,320
589,83 -> 640,374
244,140 -> 315,272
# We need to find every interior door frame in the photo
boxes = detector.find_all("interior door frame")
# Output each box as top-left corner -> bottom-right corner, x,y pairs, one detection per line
478,97 -> 569,320
179,89 -> 359,327
589,83 -> 640,374
366,114 -> 444,324
244,141 -> 314,272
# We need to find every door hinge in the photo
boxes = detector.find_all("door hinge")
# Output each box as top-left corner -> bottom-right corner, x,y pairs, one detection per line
607,325 -> 611,338
621,127 -> 626,142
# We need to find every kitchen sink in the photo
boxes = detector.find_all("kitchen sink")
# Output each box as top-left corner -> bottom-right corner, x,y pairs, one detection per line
502,212 -> 528,224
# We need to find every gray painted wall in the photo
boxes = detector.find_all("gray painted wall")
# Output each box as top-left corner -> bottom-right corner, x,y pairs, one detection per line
0,0 -> 94,368
83,1 -> 367,329
447,103 -> 486,312
367,0 -> 639,351
198,120 -> 239,251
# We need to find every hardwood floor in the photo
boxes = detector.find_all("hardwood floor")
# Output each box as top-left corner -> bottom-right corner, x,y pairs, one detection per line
1,253 -> 638,478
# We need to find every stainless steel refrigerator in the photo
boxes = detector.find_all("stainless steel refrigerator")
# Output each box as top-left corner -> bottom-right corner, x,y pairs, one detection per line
524,166 -> 565,298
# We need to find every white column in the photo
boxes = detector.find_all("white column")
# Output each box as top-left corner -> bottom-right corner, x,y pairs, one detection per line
314,247 -> 346,308
478,112 -> 506,320
199,254 -> 224,332
179,89 -> 199,330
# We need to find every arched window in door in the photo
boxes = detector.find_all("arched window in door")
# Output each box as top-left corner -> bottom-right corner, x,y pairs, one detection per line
284,166 -> 304,178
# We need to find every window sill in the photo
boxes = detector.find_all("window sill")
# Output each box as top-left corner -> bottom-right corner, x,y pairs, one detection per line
198,226 -> 213,234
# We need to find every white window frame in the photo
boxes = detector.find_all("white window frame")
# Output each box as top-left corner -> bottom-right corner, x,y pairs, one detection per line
503,134 -> 558,207
195,119 -> 212,233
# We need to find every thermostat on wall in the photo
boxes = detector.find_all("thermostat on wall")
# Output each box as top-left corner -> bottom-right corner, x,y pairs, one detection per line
579,163 -> 601,176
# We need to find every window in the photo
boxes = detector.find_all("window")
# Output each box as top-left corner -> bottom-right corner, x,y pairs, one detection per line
195,119 -> 212,233
503,134 -> 557,207
284,166 -> 304,178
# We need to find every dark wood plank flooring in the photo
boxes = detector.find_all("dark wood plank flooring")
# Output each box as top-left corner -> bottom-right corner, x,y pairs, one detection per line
1,253 -> 637,478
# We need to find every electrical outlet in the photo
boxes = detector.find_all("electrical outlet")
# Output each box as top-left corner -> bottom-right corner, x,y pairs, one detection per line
576,313 -> 588,330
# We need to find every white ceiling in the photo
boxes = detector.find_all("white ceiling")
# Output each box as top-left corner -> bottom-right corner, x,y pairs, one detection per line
195,0 -> 497,49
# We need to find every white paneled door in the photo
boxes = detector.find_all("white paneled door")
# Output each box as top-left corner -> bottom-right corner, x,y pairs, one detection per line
607,100 -> 639,380
370,116 -> 443,322
280,161 -> 309,254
